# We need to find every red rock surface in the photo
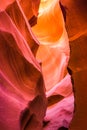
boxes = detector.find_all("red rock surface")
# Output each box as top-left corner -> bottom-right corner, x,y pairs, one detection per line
0,0 -> 75,130
60,0 -> 87,129
0,1 -> 46,130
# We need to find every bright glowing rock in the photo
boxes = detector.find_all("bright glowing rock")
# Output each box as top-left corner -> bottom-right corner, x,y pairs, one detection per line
0,0 -> 74,130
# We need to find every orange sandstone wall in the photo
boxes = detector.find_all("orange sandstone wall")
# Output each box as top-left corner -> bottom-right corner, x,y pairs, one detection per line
1,0 -> 86,129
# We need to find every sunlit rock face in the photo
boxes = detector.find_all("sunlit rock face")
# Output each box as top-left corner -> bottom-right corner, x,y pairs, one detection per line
32,1 -> 74,129
0,0 -> 74,130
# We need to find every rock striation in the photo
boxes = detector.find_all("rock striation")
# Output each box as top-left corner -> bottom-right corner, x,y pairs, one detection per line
0,0 -> 75,130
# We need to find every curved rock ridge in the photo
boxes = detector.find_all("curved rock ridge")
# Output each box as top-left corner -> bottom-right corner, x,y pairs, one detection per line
0,0 -> 74,130
0,1 -> 46,130
32,1 -> 74,129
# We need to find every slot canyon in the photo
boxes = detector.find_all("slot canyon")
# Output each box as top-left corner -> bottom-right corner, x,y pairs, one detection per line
0,0 -> 87,130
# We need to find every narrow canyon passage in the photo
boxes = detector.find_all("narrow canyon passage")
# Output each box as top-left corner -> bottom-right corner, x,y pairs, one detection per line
2,0 -> 87,129
32,0 -> 74,129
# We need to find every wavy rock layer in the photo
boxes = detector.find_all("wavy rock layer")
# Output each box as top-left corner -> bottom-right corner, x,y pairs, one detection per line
32,1 -> 74,129
0,1 -> 46,130
0,0 -> 74,130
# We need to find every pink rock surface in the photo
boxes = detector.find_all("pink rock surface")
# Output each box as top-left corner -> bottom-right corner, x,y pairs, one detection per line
0,0 -> 74,130
0,1 -> 46,130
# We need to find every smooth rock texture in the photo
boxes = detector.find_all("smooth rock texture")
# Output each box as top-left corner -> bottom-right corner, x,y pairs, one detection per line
0,0 -> 74,130
60,0 -> 87,129
32,0 -> 74,129
0,1 -> 46,130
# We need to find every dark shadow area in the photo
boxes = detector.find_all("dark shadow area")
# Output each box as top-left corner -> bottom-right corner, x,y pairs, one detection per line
47,95 -> 64,107
29,15 -> 37,27
58,126 -> 68,130
43,120 -> 50,127
59,2 -> 66,22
